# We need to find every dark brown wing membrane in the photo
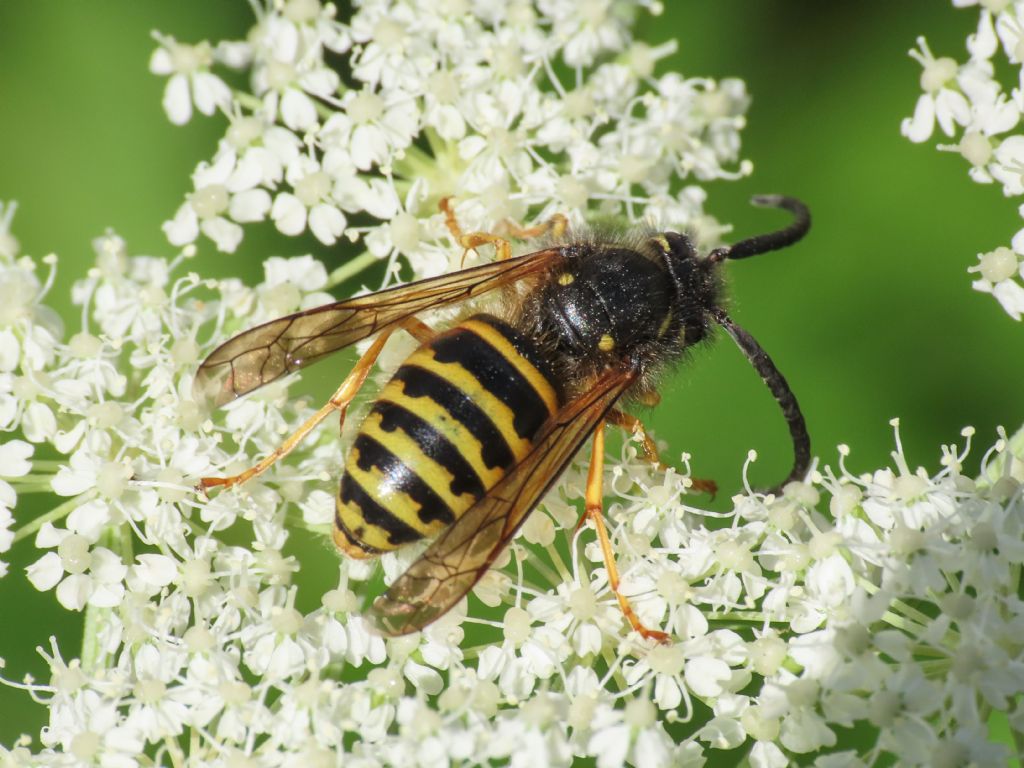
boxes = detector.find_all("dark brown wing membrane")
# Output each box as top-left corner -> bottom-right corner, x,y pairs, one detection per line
194,249 -> 559,408
368,365 -> 639,636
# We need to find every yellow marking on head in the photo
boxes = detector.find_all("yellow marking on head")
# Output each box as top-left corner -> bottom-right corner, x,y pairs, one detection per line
598,334 -> 615,352
651,235 -> 671,254
458,319 -> 560,416
557,272 -> 574,286
404,349 -> 534,460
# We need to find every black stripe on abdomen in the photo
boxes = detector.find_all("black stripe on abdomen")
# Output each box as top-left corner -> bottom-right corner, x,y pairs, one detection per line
392,366 -> 515,470
338,474 -> 423,547
351,434 -> 455,527
430,326 -> 550,440
372,399 -> 486,500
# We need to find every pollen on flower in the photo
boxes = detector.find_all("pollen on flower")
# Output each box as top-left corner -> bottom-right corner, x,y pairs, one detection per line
95,461 -> 131,500
749,633 -> 787,676
190,184 -> 230,219
502,605 -> 532,646
367,667 -> 403,698
568,584 -> 597,621
272,606 -> 304,635
807,530 -> 842,559
182,625 -> 215,653
890,473 -> 928,501
218,680 -> 252,706
887,525 -> 926,555
69,732 -> 101,762
56,535 -> 92,575
623,695 -> 657,729
179,558 -> 212,598
741,705 -> 781,742
976,246 -> 1019,282
646,644 -> 685,676
920,55 -> 958,92
958,131 -> 993,166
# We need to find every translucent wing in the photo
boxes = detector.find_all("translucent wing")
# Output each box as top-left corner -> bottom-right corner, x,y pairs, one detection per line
194,249 -> 559,408
368,365 -> 639,636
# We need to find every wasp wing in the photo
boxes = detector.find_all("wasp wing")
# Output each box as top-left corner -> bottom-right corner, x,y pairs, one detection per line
194,249 -> 559,408
368,365 -> 638,636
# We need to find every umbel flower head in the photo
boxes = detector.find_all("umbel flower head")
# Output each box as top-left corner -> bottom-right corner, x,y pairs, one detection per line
903,3 -> 1024,320
0,2 -> 1023,767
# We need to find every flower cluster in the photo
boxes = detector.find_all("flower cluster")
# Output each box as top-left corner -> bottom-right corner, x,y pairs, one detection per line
1,1 -> 1023,767
155,0 -> 749,274
903,0 -> 1024,320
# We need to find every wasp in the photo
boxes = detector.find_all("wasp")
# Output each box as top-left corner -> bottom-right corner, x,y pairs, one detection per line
194,195 -> 811,642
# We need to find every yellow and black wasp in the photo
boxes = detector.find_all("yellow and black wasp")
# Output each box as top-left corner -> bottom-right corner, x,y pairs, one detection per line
194,195 -> 811,641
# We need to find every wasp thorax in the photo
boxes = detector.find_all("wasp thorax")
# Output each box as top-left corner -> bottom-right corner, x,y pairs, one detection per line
533,245 -> 675,361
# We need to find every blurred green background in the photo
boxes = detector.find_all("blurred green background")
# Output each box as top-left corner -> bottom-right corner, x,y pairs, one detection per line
1,0 -> 1020,757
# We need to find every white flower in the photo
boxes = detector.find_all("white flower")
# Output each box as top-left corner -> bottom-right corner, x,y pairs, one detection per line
270,154 -> 347,244
150,35 -> 232,125
902,37 -> 972,143
26,523 -> 127,610
969,244 -> 1024,319
906,7 -> 1024,320
163,149 -> 272,253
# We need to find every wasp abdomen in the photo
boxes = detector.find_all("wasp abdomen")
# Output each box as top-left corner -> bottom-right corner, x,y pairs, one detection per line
334,314 -> 560,558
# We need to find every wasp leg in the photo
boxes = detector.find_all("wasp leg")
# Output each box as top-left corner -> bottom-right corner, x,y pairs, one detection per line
582,422 -> 671,644
607,409 -> 718,498
401,316 -> 436,345
439,197 -> 513,263
501,212 -> 568,241
329,316 -> 435,431
200,324 -> 398,493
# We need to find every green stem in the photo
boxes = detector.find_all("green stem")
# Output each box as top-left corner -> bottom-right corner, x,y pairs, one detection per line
82,526 -> 120,674
889,596 -> 938,628
25,460 -> 65,470
164,735 -> 186,768
879,609 -> 927,637
326,251 -> 379,289
542,542 -> 573,584
713,611 -> 775,624
233,90 -> 263,112
11,474 -> 60,485
81,604 -> 109,673
13,491 -> 97,543
6,481 -> 56,494
1010,727 -> 1024,768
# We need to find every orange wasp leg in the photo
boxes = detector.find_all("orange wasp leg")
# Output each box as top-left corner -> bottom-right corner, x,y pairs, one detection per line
200,321 -> 413,493
400,316 -> 436,345
607,408 -> 718,498
501,212 -> 569,242
582,422 -> 671,644
440,196 -> 513,264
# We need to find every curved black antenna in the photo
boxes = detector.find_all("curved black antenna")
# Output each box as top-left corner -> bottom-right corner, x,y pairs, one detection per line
709,195 -> 811,263
711,307 -> 810,494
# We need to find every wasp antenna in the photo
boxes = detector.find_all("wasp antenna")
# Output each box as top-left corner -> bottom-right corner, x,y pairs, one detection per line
712,308 -> 810,494
712,195 -> 811,262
